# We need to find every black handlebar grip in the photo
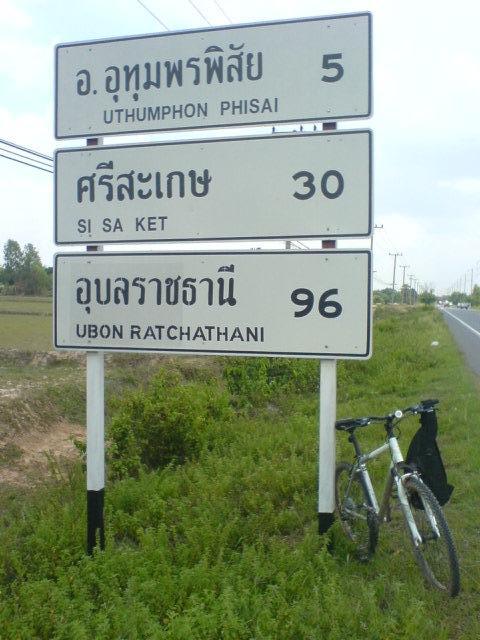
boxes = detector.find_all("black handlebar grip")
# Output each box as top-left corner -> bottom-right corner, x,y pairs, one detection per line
420,398 -> 439,409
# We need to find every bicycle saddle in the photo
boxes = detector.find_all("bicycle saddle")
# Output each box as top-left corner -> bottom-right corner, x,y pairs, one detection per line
335,417 -> 369,431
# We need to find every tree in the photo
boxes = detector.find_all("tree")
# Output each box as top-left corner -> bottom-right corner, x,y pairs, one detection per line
22,263 -> 51,295
3,240 -> 23,286
450,290 -> 468,305
419,289 -> 436,305
469,285 -> 480,307
373,288 -> 402,304
17,243 -> 49,294
22,243 -> 42,271
1,239 -> 52,295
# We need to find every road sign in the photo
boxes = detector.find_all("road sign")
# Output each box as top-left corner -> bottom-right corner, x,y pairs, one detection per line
55,13 -> 372,139
54,250 -> 371,358
55,130 -> 372,244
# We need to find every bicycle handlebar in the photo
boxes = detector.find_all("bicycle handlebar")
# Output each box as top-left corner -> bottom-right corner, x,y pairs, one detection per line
335,399 -> 439,431
370,399 -> 439,423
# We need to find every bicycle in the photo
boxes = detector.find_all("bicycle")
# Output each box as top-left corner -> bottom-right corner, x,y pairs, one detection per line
334,399 -> 460,597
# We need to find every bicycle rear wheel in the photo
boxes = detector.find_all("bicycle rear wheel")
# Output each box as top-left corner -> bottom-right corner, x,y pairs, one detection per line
402,474 -> 460,597
335,462 -> 378,561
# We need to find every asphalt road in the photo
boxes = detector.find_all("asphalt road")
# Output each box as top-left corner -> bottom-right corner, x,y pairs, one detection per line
441,307 -> 480,375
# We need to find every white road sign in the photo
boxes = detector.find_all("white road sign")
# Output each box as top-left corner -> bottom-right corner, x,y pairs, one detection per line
54,250 -> 371,358
55,13 -> 372,139
55,130 -> 372,244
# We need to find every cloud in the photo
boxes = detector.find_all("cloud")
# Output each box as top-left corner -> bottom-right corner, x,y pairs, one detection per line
0,39 -> 52,107
0,0 -> 32,30
375,212 -> 426,253
438,178 -> 480,195
0,108 -> 54,154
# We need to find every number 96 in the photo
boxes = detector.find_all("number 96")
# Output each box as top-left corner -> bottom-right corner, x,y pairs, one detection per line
291,288 -> 342,318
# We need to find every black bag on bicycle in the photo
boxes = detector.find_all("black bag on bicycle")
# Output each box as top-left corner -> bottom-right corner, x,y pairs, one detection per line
406,409 -> 454,507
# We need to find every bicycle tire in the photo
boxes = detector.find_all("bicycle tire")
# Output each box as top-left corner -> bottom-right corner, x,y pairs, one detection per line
402,474 -> 460,597
335,462 -> 378,561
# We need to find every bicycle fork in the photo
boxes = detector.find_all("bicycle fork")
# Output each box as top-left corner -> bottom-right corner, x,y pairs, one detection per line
387,436 -> 428,547
395,475 -> 423,546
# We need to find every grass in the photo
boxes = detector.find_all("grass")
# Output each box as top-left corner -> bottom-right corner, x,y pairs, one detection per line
0,314 -> 53,351
0,442 -> 22,466
0,295 -> 52,351
0,295 -> 52,315
0,306 -> 479,638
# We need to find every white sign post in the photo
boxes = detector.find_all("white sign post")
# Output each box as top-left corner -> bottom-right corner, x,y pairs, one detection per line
84,137 -> 106,554
55,13 -> 371,139
55,130 -> 372,244
86,341 -> 105,552
54,12 -> 373,552
54,250 -> 372,358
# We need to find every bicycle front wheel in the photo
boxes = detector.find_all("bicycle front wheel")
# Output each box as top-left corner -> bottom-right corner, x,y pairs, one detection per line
402,474 -> 460,597
335,462 -> 378,561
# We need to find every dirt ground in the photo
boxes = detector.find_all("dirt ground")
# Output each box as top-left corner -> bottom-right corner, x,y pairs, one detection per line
0,347 -> 217,488
0,420 -> 84,486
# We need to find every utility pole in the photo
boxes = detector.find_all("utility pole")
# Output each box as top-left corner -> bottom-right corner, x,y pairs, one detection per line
408,274 -> 415,305
470,268 -> 474,295
400,264 -> 410,303
389,252 -> 402,302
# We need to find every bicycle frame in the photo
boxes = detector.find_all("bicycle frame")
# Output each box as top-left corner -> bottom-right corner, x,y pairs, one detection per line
350,434 -> 439,547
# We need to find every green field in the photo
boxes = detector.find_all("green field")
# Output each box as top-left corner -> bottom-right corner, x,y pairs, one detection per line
0,295 -> 53,350
0,306 -> 479,638
0,296 -> 52,315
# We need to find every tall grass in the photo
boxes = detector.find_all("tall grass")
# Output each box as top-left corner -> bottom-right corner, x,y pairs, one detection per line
0,307 -> 479,639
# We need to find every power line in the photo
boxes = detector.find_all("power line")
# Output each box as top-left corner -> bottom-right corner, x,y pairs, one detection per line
0,146 -> 53,169
188,0 -> 212,26
213,0 -> 232,23
382,227 -> 401,255
136,0 -> 170,30
0,137 -> 52,162
373,275 -> 391,287
0,152 -> 53,174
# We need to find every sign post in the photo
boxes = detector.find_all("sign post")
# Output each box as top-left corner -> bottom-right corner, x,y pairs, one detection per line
318,359 -> 337,533
53,12 -> 373,552
86,347 -> 105,553
318,137 -> 339,534
85,137 -> 106,555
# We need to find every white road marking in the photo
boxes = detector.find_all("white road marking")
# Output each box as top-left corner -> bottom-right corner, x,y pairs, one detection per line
443,309 -> 480,339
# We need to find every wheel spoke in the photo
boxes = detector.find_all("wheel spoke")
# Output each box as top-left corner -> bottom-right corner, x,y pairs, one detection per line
335,462 -> 378,561
403,475 -> 460,597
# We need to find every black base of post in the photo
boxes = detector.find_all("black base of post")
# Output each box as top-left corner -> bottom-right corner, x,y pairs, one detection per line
318,512 -> 335,535
87,489 -> 105,554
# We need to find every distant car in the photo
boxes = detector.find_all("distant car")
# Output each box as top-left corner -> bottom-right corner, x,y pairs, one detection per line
457,302 -> 471,309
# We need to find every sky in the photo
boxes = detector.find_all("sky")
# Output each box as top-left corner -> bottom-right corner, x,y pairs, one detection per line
1,0 -> 479,295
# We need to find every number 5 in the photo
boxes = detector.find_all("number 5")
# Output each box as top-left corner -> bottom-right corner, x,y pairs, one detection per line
321,53 -> 344,82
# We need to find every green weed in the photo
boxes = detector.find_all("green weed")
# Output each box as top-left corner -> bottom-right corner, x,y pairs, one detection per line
108,369 -> 234,479
0,307 -> 479,639
223,356 -> 317,408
